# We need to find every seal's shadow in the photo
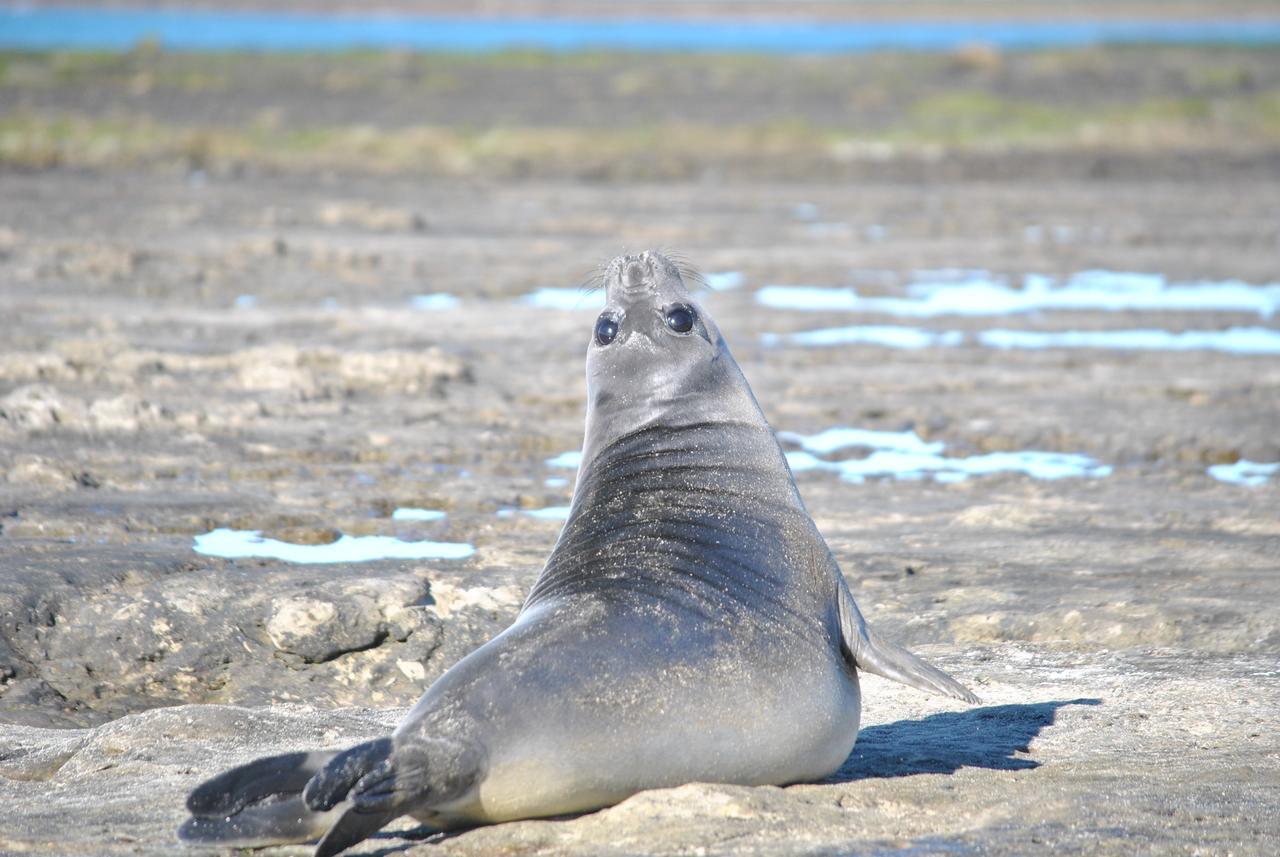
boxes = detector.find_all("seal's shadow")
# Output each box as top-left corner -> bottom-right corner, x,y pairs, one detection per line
827,697 -> 1102,783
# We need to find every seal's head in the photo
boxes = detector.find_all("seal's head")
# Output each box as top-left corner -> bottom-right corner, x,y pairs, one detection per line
583,251 -> 762,457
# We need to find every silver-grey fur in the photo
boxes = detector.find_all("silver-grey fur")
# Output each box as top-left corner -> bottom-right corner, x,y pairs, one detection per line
178,250 -> 977,856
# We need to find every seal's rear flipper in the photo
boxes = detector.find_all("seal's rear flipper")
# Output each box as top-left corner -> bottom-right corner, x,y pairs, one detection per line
837,579 -> 980,704
178,740 -> 397,852
179,794 -> 345,848
186,750 -> 337,818
180,750 -> 344,847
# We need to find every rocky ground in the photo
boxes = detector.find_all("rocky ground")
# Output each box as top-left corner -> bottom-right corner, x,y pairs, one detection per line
1,41 -> 1279,857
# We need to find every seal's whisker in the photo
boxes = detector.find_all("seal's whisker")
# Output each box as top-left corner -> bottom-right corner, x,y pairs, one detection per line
657,247 -> 692,267
649,248 -> 707,290
588,253 -> 630,293
578,263 -> 610,295
679,264 -> 708,289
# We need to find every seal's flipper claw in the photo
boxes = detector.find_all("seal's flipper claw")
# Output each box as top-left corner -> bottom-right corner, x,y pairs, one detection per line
186,750 -> 335,817
837,578 -> 980,704
313,807 -> 398,857
349,758 -> 402,812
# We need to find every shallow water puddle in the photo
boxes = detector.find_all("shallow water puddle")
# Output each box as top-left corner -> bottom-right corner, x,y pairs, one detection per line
194,528 -> 475,562
548,428 -> 1108,483
520,506 -> 573,521
780,427 -> 1111,482
522,289 -> 606,311
390,507 -> 447,521
409,293 -> 460,310
978,327 -> 1280,354
757,270 -> 1280,317
1208,460 -> 1279,486
791,202 -> 820,221
762,326 -> 964,349
702,271 -> 745,291
496,506 -> 572,521
766,325 -> 1280,354
777,427 -> 943,456
545,451 -> 584,469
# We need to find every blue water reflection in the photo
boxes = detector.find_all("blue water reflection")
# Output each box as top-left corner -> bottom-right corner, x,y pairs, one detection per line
3,9 -> 1278,53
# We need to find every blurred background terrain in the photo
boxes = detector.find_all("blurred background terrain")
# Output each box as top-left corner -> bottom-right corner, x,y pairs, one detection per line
0,2 -> 1277,856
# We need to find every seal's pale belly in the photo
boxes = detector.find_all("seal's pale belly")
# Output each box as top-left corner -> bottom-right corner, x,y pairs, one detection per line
411,599 -> 861,826
467,676 -> 859,824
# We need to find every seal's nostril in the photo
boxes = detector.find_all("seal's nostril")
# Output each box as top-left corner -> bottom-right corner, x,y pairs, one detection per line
625,261 -> 646,287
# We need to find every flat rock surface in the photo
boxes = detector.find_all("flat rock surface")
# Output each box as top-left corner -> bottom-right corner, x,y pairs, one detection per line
3,650 -> 1277,856
2,41 -> 1279,857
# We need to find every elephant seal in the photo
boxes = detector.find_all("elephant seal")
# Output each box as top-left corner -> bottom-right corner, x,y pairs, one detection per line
179,250 -> 977,856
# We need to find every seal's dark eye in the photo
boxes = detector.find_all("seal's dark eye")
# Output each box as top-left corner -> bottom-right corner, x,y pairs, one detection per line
594,314 -> 619,346
665,305 -> 696,334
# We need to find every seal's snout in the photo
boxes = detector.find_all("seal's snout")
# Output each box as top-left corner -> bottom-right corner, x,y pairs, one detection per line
625,260 -> 647,288
608,251 -> 685,305
618,255 -> 656,299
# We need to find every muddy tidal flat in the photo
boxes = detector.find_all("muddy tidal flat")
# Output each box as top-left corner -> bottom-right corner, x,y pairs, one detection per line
2,40 -> 1279,856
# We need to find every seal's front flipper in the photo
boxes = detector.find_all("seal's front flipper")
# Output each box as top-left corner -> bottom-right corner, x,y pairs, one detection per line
318,735 -> 481,813
314,807 -> 399,857
304,742 -> 420,857
303,737 -> 393,811
301,735 -> 479,855
837,578 -> 980,704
